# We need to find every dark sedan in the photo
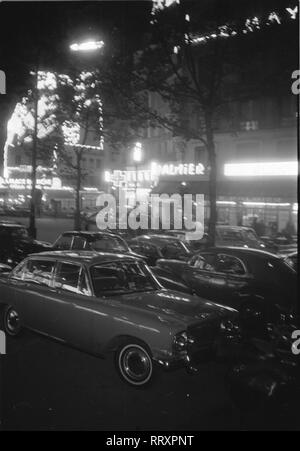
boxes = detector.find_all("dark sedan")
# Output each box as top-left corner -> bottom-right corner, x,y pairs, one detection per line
0,222 -> 52,266
128,234 -> 192,266
0,251 -> 238,387
52,231 -> 144,257
154,247 -> 298,333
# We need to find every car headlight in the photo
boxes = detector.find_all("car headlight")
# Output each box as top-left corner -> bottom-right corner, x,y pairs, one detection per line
173,331 -> 194,352
220,318 -> 241,335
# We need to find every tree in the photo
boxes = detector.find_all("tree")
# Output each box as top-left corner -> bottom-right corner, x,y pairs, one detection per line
120,0 -> 298,245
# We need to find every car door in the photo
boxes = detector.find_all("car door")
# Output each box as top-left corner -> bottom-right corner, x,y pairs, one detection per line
51,261 -> 94,349
183,253 -> 219,299
213,253 -> 251,308
9,258 -> 58,334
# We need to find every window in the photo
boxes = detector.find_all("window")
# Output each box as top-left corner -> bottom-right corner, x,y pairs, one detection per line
54,235 -> 73,250
190,254 -> 216,271
89,235 -> 128,253
11,261 -> 29,280
243,229 -> 259,243
142,243 -> 162,259
24,260 -> 56,287
91,261 -> 158,297
215,254 -> 246,275
79,269 -> 90,295
72,236 -> 86,250
54,263 -> 81,293
160,241 -> 189,259
194,146 -> 206,164
96,159 -> 101,169
218,229 -> 244,242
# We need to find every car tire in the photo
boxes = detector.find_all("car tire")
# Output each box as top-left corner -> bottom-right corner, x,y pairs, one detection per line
115,340 -> 154,387
0,305 -> 22,337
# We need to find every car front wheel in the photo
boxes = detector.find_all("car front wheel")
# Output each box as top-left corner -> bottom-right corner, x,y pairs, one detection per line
1,306 -> 22,337
116,342 -> 154,387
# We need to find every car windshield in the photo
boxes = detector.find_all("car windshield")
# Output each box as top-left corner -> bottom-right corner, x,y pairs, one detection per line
90,261 -> 159,296
243,229 -> 259,242
219,230 -> 244,242
0,226 -> 29,240
89,235 -> 129,253
162,240 -> 190,254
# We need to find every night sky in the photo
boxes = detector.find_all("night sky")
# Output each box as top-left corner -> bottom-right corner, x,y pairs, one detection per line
0,1 -> 152,166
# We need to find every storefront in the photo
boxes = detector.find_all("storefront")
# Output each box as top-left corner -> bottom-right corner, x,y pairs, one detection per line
151,160 -> 298,234
103,159 -> 297,234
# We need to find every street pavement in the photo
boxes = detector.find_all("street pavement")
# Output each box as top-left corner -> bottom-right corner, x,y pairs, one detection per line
2,330 -> 238,431
1,330 -> 299,431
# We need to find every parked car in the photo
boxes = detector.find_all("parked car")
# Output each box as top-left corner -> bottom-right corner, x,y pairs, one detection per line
260,235 -> 298,257
52,232 -> 194,294
284,252 -> 298,272
0,263 -> 12,274
52,231 -> 145,259
189,226 -> 268,252
128,234 -> 193,266
0,222 -> 52,267
153,247 -> 298,334
0,251 -> 239,386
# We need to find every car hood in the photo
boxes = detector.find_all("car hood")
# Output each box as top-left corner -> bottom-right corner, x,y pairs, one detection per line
113,290 -> 237,326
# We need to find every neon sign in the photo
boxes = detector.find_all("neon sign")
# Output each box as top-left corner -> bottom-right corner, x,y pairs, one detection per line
224,161 -> 298,177
105,162 -> 206,185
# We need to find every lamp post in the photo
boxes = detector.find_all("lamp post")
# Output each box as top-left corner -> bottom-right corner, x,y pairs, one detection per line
28,65 -> 39,239
69,38 -> 104,230
133,142 -> 143,204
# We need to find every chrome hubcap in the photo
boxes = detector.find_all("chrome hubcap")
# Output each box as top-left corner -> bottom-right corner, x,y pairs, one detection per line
6,309 -> 20,333
122,347 -> 151,382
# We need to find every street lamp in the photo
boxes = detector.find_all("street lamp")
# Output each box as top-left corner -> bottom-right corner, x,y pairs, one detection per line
133,142 -> 143,203
70,40 -> 104,53
68,39 -> 104,230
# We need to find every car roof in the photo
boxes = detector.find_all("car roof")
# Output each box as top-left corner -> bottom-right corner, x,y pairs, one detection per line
61,231 -> 119,237
135,234 -> 182,242
198,246 -> 280,259
0,223 -> 26,229
216,225 -> 255,231
28,250 -> 139,266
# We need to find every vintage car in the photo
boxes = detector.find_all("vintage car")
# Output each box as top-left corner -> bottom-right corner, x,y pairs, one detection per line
284,252 -> 298,272
53,231 -> 142,257
0,222 -> 52,267
153,247 -> 298,333
188,226 -> 268,252
52,232 -> 194,295
128,234 -> 193,266
0,251 -> 238,387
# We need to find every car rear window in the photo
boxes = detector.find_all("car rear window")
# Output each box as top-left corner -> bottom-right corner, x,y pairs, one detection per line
89,235 -> 128,253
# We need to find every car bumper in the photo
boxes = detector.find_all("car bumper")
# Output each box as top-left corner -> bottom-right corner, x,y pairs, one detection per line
154,334 -> 242,373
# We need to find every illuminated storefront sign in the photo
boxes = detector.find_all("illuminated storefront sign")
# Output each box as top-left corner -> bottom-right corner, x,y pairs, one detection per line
224,161 -> 298,177
105,162 -> 206,185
